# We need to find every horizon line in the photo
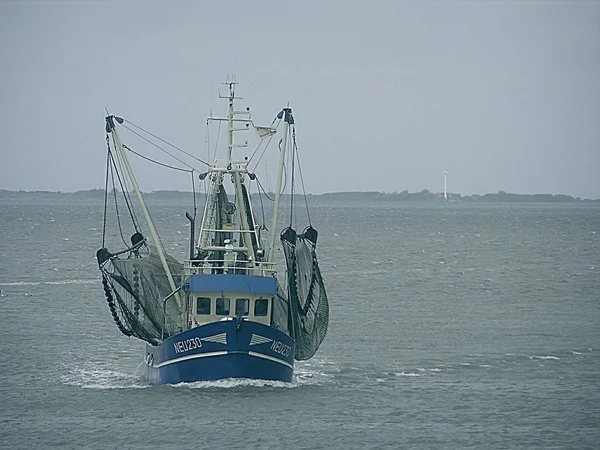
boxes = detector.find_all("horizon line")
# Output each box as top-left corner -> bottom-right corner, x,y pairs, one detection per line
0,188 -> 598,201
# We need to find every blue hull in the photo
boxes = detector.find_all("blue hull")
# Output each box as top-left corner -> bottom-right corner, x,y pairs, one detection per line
144,319 -> 295,385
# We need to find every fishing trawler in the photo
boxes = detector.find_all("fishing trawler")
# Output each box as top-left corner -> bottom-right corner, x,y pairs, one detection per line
96,79 -> 329,384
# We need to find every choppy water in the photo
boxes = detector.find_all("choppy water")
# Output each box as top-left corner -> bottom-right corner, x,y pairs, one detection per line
1,197 -> 599,449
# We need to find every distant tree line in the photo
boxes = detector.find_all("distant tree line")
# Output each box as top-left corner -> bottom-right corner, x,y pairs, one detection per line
0,188 -> 598,203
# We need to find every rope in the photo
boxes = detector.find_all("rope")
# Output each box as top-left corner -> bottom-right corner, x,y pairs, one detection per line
191,171 -> 197,222
247,116 -> 280,167
102,135 -> 111,247
255,176 -> 275,202
289,127 -> 296,227
250,178 -> 267,230
213,119 -> 221,163
204,119 -> 210,165
292,126 -> 312,225
121,123 -> 197,171
109,159 -> 129,248
123,144 -> 193,173
123,118 -> 210,167
110,136 -> 140,233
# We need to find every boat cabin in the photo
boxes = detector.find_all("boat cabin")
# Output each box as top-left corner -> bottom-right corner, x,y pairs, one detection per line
183,273 -> 277,327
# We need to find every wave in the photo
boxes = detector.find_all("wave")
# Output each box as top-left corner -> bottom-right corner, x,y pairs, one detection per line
530,355 -> 560,360
61,365 -> 150,389
61,357 -> 336,390
171,378 -> 298,389
0,279 -> 97,287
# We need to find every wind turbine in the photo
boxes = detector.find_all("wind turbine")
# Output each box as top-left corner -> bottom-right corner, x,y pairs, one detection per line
443,170 -> 449,200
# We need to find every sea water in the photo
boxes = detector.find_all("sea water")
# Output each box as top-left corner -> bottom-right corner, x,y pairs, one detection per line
0,197 -> 598,449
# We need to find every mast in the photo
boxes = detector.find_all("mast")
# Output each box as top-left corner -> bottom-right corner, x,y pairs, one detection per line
196,77 -> 256,267
227,80 -> 235,164
267,107 -> 292,263
105,115 -> 182,309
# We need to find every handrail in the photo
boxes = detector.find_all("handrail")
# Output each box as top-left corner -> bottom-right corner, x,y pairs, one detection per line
199,228 -> 259,233
184,259 -> 275,267
161,286 -> 182,341
183,259 -> 277,277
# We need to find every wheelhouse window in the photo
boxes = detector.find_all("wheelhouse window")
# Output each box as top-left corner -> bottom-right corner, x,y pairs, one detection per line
196,297 -> 211,315
216,297 -> 230,316
235,298 -> 249,316
254,298 -> 269,317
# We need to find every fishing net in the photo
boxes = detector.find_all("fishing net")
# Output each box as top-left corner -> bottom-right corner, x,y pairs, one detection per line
281,226 -> 329,360
97,236 -> 182,345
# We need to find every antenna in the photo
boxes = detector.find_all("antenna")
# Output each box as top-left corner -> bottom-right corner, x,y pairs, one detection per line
443,170 -> 449,200
220,74 -> 242,99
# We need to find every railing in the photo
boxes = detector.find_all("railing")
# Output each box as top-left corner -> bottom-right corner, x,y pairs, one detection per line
183,259 -> 277,277
161,286 -> 182,341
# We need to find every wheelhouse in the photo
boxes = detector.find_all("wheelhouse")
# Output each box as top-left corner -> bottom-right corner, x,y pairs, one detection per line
183,273 -> 277,326
191,294 -> 272,325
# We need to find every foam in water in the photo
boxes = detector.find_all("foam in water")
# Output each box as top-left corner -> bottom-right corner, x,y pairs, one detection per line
394,371 -> 420,377
170,378 -> 298,389
0,279 -> 97,286
61,364 -> 150,389
61,357 -> 337,390
154,366 -> 331,389
530,355 -> 560,360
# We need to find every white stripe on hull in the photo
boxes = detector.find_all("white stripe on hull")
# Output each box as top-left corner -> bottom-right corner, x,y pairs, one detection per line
154,351 -> 228,368
248,351 -> 294,369
154,350 -> 293,370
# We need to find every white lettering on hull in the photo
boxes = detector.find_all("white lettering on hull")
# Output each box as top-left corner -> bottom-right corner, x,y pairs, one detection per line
270,340 -> 291,358
173,337 -> 203,354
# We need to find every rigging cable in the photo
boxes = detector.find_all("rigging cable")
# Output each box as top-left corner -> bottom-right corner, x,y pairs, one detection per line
289,126 -> 296,228
110,135 -> 137,225
123,118 -> 211,167
102,135 -> 111,247
251,178 -> 268,229
202,120 -> 211,214
117,145 -> 197,256
292,124 -> 312,225
247,116 -> 281,168
122,144 -> 193,173
255,176 -> 275,202
191,171 -> 197,222
108,158 -> 129,248
212,119 -> 221,163
121,123 -> 197,172
120,143 -> 198,225
111,134 -> 140,232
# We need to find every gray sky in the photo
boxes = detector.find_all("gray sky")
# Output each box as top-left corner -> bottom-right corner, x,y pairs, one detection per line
1,0 -> 599,198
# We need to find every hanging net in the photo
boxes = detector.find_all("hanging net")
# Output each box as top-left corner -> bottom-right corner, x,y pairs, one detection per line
97,235 -> 183,345
281,226 -> 329,360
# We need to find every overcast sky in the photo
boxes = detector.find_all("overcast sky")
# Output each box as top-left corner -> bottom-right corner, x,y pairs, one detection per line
1,0 -> 599,198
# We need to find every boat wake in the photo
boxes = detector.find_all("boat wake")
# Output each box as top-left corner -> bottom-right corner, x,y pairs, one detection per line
167,360 -> 337,389
61,363 -> 150,389
61,357 -> 337,390
170,378 -> 298,389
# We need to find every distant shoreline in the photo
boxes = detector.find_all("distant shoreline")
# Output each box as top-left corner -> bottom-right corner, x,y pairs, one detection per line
0,189 -> 598,203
